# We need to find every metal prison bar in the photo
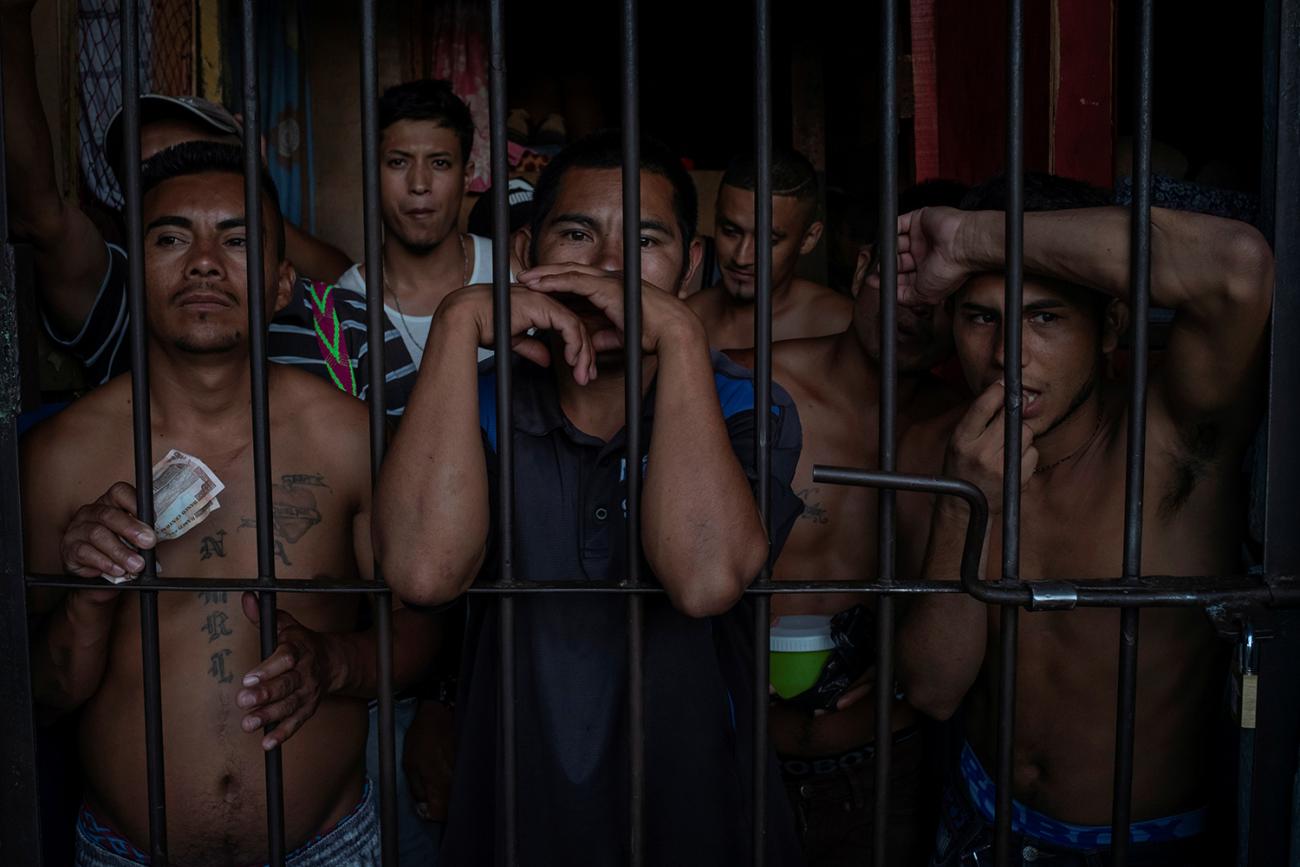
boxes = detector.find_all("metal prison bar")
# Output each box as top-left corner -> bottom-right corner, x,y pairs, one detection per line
2,2 -> 1300,867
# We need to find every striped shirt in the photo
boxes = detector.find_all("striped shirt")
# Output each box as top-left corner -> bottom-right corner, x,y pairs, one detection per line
45,235 -> 499,418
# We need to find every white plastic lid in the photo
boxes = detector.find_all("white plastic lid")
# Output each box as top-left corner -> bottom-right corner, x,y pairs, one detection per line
769,615 -> 835,652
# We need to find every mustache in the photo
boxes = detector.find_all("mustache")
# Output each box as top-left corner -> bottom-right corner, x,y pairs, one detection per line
171,281 -> 239,305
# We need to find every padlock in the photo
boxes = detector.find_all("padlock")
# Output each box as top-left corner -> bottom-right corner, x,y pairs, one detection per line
1238,623 -> 1260,729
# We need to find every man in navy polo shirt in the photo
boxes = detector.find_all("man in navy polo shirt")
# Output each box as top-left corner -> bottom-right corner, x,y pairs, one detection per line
377,131 -> 805,866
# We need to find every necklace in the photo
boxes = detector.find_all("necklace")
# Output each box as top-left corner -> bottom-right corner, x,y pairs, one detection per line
1034,413 -> 1105,476
384,233 -> 470,354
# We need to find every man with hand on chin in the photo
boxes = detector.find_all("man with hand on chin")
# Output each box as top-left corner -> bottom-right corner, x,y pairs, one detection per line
888,175 -> 1274,866
377,131 -> 806,866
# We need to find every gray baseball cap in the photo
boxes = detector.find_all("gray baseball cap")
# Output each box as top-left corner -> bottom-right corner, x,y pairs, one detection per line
105,94 -> 240,180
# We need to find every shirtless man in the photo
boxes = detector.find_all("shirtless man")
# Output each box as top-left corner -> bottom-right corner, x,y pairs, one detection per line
687,147 -> 852,348
731,246 -> 962,865
21,142 -> 435,865
893,176 -> 1273,865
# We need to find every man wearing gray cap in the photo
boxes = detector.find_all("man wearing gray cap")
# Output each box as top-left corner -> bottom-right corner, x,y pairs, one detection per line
1,0 -> 350,386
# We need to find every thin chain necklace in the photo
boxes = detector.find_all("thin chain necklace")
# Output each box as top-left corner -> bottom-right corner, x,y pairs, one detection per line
1034,413 -> 1105,476
384,232 -> 469,354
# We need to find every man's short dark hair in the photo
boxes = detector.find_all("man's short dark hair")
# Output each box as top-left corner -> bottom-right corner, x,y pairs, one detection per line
721,146 -> 818,206
529,130 -> 699,266
959,172 -> 1110,213
900,178 -> 969,213
141,141 -> 285,259
378,79 -> 475,163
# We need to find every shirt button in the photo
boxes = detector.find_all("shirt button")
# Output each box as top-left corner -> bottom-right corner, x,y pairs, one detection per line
1022,845 -> 1039,862
595,507 -> 609,521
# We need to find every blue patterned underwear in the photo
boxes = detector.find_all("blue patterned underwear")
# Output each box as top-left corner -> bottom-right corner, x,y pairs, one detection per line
960,741 -> 1206,850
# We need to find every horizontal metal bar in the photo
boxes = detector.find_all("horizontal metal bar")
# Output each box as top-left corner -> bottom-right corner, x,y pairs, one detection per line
25,573 -> 1300,605
26,575 -> 393,595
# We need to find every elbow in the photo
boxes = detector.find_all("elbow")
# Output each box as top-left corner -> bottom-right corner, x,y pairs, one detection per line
898,656 -> 970,722
666,574 -> 748,618
902,681 -> 964,722
660,549 -> 761,619
384,552 -> 482,608
10,200 -> 69,249
375,519 -> 485,608
1222,223 -> 1276,311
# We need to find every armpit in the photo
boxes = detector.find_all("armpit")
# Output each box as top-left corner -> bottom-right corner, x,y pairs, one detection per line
1159,420 -> 1220,517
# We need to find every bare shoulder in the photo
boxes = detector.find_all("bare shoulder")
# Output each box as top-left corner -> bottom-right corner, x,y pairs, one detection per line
269,366 -> 371,482
723,335 -> 834,403
685,285 -> 726,319
20,376 -> 134,550
771,335 -> 837,402
799,280 -> 854,313
21,376 -> 132,477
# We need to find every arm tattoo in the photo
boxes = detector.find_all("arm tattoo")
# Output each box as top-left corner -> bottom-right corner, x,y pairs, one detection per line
796,488 -> 830,524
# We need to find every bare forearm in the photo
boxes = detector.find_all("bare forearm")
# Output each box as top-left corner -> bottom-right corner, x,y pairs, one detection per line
328,608 -> 442,698
30,596 -> 117,711
961,206 -> 1270,310
644,331 -> 766,617
2,7 -> 108,334
2,6 -> 60,236
897,505 -> 988,720
285,223 -> 352,283
376,313 -> 489,605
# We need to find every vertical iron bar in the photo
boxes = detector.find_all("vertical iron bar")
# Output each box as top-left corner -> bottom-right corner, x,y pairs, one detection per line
994,0 -> 1025,864
239,5 -> 286,865
121,0 -> 169,860
357,1 -> 398,863
753,0 -> 773,863
1257,0 -> 1300,862
0,41 -> 43,854
620,1 -> 646,864
486,0 -> 518,863
1110,2 -> 1154,864
874,0 -> 899,864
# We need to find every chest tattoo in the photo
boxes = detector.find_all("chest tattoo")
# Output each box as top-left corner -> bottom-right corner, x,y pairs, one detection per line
199,529 -> 227,560
200,610 -> 234,643
237,473 -> 328,553
208,648 -> 234,684
197,593 -> 237,684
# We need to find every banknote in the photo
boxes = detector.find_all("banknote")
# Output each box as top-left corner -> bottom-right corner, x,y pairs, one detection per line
101,450 -> 224,582
153,449 -> 225,541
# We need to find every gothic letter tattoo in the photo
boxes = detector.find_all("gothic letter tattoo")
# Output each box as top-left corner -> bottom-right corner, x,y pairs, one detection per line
208,648 -> 234,684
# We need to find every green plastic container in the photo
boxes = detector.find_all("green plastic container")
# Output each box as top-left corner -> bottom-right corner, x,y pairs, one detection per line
769,615 -> 835,700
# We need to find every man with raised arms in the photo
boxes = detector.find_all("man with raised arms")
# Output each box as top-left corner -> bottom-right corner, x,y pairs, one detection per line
893,175 -> 1273,865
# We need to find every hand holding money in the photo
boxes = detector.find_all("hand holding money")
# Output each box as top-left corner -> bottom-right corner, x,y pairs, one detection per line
60,481 -> 157,583
152,449 -> 224,543
59,451 -> 225,583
